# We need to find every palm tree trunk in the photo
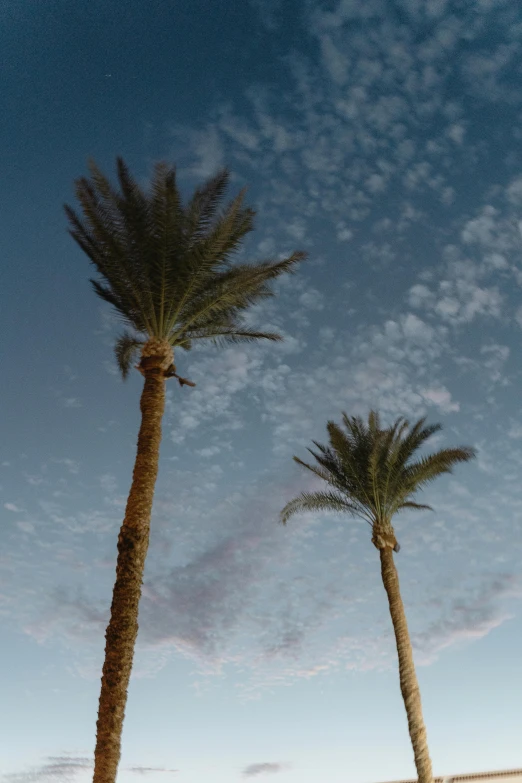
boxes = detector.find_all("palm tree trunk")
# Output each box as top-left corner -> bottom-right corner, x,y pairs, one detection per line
379,547 -> 434,783
93,370 -> 166,783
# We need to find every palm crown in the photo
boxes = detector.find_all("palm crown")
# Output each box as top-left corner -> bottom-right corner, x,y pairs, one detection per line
281,410 -> 476,530
65,158 -> 306,378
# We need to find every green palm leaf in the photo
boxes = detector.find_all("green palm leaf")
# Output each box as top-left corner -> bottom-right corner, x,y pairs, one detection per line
280,490 -> 362,525
281,410 -> 476,550
65,158 -> 307,379
114,332 -> 144,380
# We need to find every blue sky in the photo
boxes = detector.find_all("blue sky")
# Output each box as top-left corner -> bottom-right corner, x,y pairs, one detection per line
2,0 -> 522,781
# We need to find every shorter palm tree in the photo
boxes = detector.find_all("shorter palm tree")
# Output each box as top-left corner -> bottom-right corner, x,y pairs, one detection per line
280,410 -> 476,783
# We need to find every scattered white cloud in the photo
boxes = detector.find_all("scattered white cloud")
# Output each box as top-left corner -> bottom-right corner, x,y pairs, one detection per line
515,305 -> 522,328
480,343 -> 510,384
169,0 -> 522,256
16,521 -> 35,533
298,287 -> 324,311
62,397 -> 82,409
4,502 -> 22,513
507,420 -> 522,439
446,123 -> 466,145
420,386 -> 460,414
52,458 -> 80,475
319,33 -> 350,86
172,124 -> 225,179
195,445 -> 222,458
408,284 -> 433,309
336,222 -> 353,241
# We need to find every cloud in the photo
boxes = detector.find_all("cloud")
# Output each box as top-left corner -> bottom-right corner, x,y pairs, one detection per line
1,757 -> 180,782
168,0 -> 522,253
62,397 -> 82,408
18,435 -> 520,701
16,520 -> 35,533
412,573 -> 521,664
242,762 -> 290,777
1,755 -> 92,783
248,0 -> 285,31
319,33 -> 349,86
52,458 -> 80,475
408,284 -> 433,309
4,502 -> 22,512
420,386 -> 460,414
507,420 -> 522,439
480,343 -> 510,384
171,124 -> 225,179
161,290 -> 458,461
126,767 -> 179,775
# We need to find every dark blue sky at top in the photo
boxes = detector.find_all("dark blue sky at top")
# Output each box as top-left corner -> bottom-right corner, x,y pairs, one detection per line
2,0 -> 522,470
2,2 -> 298,376
0,2 -> 515,465
2,0 -> 521,271
1,0 -> 301,467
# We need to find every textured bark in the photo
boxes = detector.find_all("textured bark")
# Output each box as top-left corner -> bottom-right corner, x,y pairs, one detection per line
379,547 -> 434,783
92,364 -> 166,783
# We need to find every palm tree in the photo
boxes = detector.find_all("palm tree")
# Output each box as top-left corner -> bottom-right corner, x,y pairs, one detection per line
65,157 -> 306,783
280,411 -> 475,783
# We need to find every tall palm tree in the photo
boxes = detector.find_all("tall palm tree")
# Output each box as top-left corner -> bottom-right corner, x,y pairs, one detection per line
65,157 -> 306,783
280,411 -> 475,783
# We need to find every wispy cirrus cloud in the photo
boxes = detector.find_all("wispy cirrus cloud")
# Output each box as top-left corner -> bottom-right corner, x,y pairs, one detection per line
242,762 -> 290,777
0,756 -> 179,783
1,755 -> 92,783
126,767 -> 179,776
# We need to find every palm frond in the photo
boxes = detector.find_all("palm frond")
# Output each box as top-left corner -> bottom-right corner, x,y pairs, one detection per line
185,327 -> 283,347
184,167 -> 232,241
146,162 -> 184,335
280,490 -> 361,526
326,420 -> 376,512
402,446 -> 476,491
164,183 -> 256,329
393,419 -> 442,472
170,251 -> 306,341
293,455 -> 338,486
114,331 -> 144,380
66,157 -> 306,356
68,174 -> 155,334
397,501 -> 433,513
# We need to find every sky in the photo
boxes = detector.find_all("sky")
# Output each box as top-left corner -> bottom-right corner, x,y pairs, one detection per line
1,0 -> 522,781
